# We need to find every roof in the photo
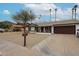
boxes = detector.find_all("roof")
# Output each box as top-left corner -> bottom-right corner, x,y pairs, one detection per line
36,20 -> 79,26
12,24 -> 23,28
29,23 -> 38,27
11,23 -> 38,28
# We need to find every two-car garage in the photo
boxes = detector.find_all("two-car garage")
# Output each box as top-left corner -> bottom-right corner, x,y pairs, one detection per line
54,25 -> 75,34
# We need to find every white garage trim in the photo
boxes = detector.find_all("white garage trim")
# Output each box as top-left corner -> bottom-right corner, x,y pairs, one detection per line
75,24 -> 79,35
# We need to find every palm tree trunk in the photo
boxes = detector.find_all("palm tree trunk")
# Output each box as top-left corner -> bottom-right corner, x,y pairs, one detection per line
75,9 -> 76,20
72,9 -> 73,20
55,10 -> 56,21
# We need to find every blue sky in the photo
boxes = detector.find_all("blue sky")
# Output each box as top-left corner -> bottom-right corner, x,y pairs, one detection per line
0,3 -> 79,23
55,3 -> 75,9
0,3 -> 23,22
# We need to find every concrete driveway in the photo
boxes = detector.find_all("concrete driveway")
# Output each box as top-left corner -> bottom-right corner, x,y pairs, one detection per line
32,34 -> 79,56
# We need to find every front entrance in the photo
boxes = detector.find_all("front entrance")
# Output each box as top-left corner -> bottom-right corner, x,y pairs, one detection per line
35,26 -> 51,33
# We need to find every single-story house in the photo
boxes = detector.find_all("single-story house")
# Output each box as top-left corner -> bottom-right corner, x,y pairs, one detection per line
9,20 -> 79,35
10,24 -> 25,31
34,20 -> 79,35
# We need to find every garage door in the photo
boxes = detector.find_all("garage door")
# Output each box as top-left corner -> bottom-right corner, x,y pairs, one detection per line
54,25 -> 75,34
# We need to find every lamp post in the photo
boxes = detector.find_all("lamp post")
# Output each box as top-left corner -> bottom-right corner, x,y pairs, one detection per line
55,8 -> 57,22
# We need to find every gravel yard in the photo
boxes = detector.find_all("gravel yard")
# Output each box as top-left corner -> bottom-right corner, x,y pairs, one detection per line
0,32 -> 50,48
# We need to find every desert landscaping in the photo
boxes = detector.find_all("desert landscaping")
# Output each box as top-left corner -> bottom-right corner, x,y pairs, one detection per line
0,32 -> 50,48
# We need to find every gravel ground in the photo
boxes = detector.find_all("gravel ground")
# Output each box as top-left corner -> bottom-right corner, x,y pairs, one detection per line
0,40 -> 45,56
0,32 -> 50,48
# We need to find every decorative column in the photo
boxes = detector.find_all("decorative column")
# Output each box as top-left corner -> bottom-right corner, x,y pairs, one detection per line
39,27 -> 41,32
43,27 -> 46,32
51,26 -> 54,34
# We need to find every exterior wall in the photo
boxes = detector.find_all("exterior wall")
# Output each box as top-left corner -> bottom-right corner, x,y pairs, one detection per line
75,24 -> 79,35
30,27 -> 35,32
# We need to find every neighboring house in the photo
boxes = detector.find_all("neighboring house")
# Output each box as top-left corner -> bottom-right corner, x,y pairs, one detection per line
10,24 -> 24,32
34,20 -> 79,35
10,23 -> 37,32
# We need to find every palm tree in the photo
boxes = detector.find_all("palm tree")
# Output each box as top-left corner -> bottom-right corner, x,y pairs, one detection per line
72,5 -> 78,20
39,15 -> 42,20
72,8 -> 74,20
49,9 -> 52,22
74,5 -> 78,20
12,10 -> 35,47
55,8 -> 57,21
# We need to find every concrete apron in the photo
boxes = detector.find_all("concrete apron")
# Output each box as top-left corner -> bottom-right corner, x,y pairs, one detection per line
32,35 -> 52,56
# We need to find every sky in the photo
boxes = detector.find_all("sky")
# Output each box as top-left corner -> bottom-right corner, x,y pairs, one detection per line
0,3 -> 79,23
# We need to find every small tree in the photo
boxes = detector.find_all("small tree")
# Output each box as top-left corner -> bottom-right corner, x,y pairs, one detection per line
0,22 -> 11,30
12,10 -> 35,47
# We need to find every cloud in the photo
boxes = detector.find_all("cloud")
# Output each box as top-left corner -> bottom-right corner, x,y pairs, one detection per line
23,3 -> 79,23
24,3 -> 57,16
24,3 -> 59,23
57,8 -> 72,20
3,10 -> 10,15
